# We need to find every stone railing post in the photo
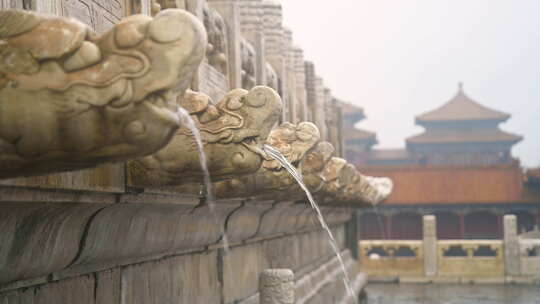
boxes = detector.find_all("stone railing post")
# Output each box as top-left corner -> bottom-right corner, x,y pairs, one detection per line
259,269 -> 294,304
423,215 -> 437,277
208,0 -> 243,89
504,214 -> 521,277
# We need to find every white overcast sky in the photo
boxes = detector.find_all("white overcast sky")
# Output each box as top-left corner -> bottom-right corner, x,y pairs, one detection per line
280,0 -> 540,167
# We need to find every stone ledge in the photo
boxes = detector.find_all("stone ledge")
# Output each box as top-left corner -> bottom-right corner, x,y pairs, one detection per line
339,271 -> 367,304
295,250 -> 358,304
0,200 -> 352,292
399,277 -> 433,284
368,276 -> 540,285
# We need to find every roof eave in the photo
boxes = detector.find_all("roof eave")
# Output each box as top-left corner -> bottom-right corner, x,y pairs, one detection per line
415,115 -> 511,126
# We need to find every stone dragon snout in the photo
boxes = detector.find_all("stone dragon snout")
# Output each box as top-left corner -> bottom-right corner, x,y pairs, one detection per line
128,85 -> 283,186
0,9 -> 206,178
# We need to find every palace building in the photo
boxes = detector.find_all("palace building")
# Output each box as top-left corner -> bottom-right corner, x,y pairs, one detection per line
346,84 -> 539,240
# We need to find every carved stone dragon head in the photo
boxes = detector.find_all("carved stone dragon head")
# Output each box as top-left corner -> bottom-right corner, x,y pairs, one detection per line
320,158 -> 393,206
298,141 -> 335,192
338,174 -> 393,206
0,9 -> 206,179
213,121 -> 320,198
129,85 -> 283,186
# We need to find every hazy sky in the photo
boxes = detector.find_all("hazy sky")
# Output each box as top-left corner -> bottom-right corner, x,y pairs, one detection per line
280,0 -> 540,167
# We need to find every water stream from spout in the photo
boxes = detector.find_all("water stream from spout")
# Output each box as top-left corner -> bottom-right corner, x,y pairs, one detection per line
177,107 -> 214,201
262,144 -> 357,304
177,107 -> 231,253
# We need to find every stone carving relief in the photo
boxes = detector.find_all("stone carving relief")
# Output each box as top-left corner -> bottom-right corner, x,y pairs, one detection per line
61,0 -> 124,33
213,122 -> 392,206
129,86 -> 283,186
240,38 -> 256,89
203,4 -> 228,75
214,122 -> 321,198
0,9 -> 207,179
296,141 -> 335,193
318,157 -> 393,206
154,0 -> 186,10
319,157 -> 354,198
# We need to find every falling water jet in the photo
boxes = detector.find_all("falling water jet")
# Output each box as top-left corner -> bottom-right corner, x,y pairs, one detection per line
177,107 -> 231,255
263,144 -> 358,304
177,107 -> 214,202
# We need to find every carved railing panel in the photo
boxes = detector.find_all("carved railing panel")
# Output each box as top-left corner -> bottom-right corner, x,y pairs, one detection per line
360,240 -> 422,259
437,240 -> 504,277
439,240 -> 502,258
0,9 -> 206,179
358,240 -> 424,277
203,3 -> 227,75
519,239 -> 540,276
240,38 -> 256,90
61,0 -> 124,33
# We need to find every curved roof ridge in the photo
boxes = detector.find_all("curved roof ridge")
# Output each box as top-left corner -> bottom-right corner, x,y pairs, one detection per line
344,127 -> 377,141
416,83 -> 510,123
406,128 -> 523,144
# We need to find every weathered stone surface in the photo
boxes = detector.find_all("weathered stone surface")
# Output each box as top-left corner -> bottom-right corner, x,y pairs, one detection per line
70,203 -> 193,268
223,243 -> 269,303
262,227 -> 346,275
0,9 -> 206,179
121,252 -> 221,304
0,270 -> 96,304
214,122 -> 320,199
129,86 -> 283,186
209,0 -> 243,89
261,0 -> 286,121
256,201 -> 298,237
0,186 -> 117,204
226,202 -> 274,243
238,0 -> 266,88
198,60 -> 230,101
259,269 -> 294,304
69,202 -> 238,272
241,38 -> 257,89
204,3 -> 228,75
238,249 -> 363,304
0,203 -> 105,285
0,201 -> 355,302
316,156 -> 391,207
95,268 -> 121,304
295,250 -> 360,304
0,163 -> 125,193
294,207 -> 318,232
298,141 -> 335,193
263,234 -> 301,272
60,0 -> 124,33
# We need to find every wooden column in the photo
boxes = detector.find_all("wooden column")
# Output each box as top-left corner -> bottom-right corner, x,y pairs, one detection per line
497,213 -> 504,239
386,214 -> 393,239
459,213 -> 465,239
